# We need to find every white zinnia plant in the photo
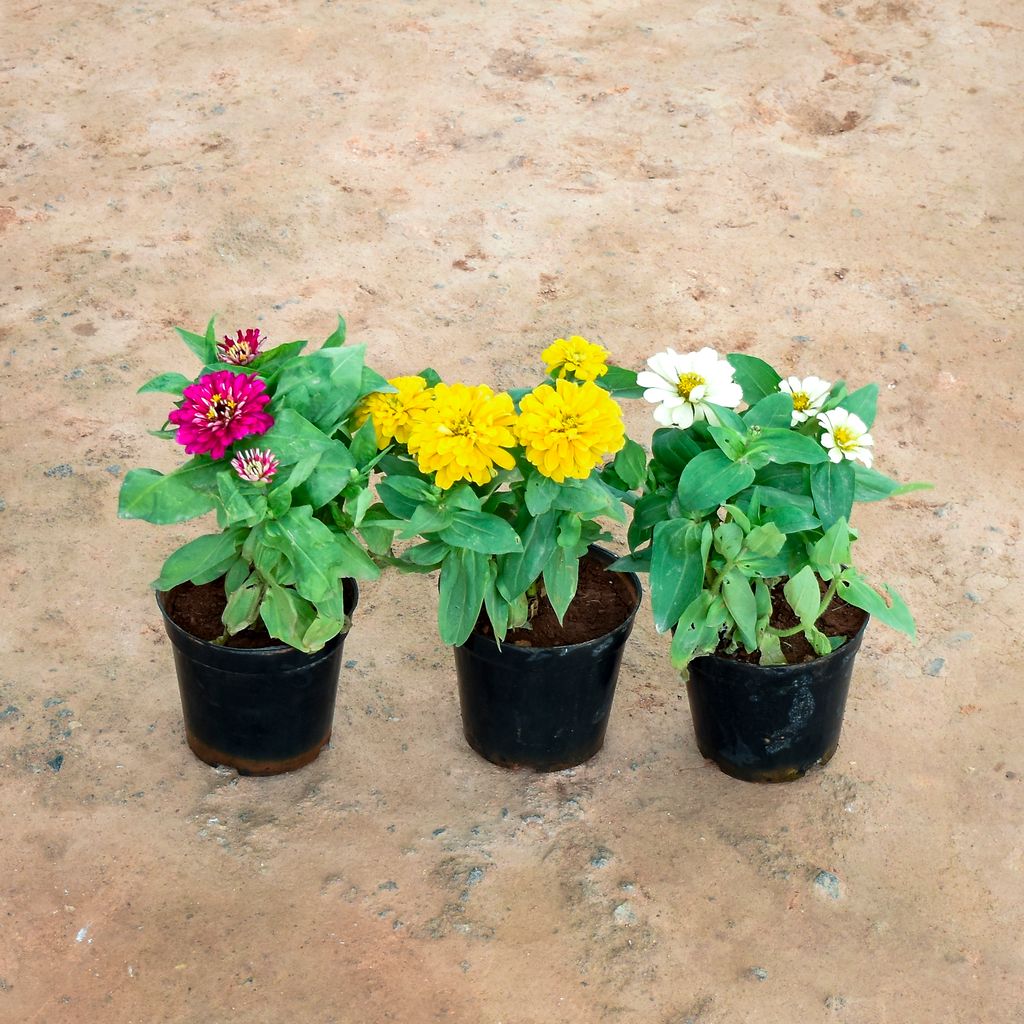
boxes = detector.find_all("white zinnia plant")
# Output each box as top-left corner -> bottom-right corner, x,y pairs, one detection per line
817,408 -> 874,467
779,375 -> 832,426
637,347 -> 743,428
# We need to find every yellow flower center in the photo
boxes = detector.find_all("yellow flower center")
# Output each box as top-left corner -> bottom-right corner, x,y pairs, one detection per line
676,372 -> 706,399
206,393 -> 237,421
833,425 -> 858,450
791,391 -> 811,412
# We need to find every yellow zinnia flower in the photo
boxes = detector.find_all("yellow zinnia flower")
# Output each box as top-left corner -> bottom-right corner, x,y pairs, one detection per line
542,335 -> 610,382
353,375 -> 434,448
516,379 -> 625,483
406,383 -> 518,490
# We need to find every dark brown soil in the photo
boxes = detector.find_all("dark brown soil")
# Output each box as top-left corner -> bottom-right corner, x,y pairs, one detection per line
163,578 -> 278,648
477,553 -> 638,647
716,578 -> 867,665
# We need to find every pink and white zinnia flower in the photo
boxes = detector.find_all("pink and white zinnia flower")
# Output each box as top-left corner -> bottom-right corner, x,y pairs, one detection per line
779,375 -> 832,426
218,328 -> 263,366
168,370 -> 274,460
637,347 -> 743,428
231,448 -> 280,485
817,408 -> 873,468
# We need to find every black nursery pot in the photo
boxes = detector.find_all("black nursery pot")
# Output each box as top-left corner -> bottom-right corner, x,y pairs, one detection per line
454,549 -> 642,772
157,580 -> 358,776
685,616 -> 869,783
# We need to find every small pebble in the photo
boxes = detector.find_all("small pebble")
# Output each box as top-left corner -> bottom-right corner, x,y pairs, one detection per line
44,464 -> 74,479
466,866 -> 485,886
43,697 -> 65,708
344,659 -> 357,669
792,335 -> 812,344
64,368 -> 85,380
749,967 -> 769,981
964,591 -> 982,603
0,705 -> 20,721
923,657 -> 945,677
47,753 -> 64,772
612,902 -> 637,925
898,342 -> 911,352
0,498 -> 6,512
590,847 -> 613,868
431,827 -> 447,837
105,465 -> 121,476
825,994 -> 848,1011
813,870 -> 843,900
378,880 -> 398,891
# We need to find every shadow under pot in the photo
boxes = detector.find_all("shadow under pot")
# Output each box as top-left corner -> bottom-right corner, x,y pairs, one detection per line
684,615 -> 869,783
454,547 -> 642,773
157,578 -> 358,776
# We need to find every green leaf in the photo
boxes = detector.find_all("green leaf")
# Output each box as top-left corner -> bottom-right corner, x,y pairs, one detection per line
754,463 -> 810,493
670,592 -> 720,668
762,504 -> 821,534
853,465 -> 932,502
378,475 -> 437,519
401,502 -> 456,537
482,563 -> 510,642
262,507 -> 344,602
783,565 -> 821,626
176,321 -> 217,364
322,316 -> 347,348
155,532 -> 241,591
258,409 -> 336,463
438,548 -> 487,646
703,403 -> 746,433
302,441 -> 357,507
138,372 -> 192,396
260,584 -> 317,649
727,354 -> 782,404
721,569 -> 757,651
216,471 -> 268,527
608,550 -> 652,573
708,425 -> 747,461
330,533 -> 381,581
543,543 -> 580,624
551,476 -> 623,521
224,556 -> 254,593
223,581 -> 263,635
811,461 -> 856,530
677,450 -> 755,512
651,426 -> 704,476
416,366 -> 443,387
650,520 -> 711,632
713,521 -> 744,562
496,510 -> 558,602
525,472 -> 560,516
118,461 -> 220,525
759,632 -> 786,665
596,365 -> 644,399
744,522 -> 786,557
753,428 -> 829,466
404,539 -> 449,567
348,417 -> 379,469
301,615 -> 346,653
273,345 -> 367,433
628,492 -> 670,549
810,518 -> 852,578
250,340 -> 307,373
837,571 -> 916,638
439,511 -> 523,555
840,384 -> 878,429
612,439 -> 647,490
743,391 -> 794,429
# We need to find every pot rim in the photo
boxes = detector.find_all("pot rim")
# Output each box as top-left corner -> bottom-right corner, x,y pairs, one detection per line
688,611 -> 870,677
156,577 -> 359,657
461,544 -> 643,655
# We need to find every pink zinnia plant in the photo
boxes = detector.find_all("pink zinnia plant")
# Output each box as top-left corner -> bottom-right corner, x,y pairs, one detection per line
218,328 -> 263,366
231,448 -> 279,485
168,370 -> 274,460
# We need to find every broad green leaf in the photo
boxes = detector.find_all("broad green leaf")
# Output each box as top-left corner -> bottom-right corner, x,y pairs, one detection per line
721,569 -> 757,651
811,461 -> 856,530
759,633 -> 786,665
262,507 -> 344,602
260,584 -> 317,649
762,505 -> 821,534
744,522 -> 786,557
155,532 -> 241,591
612,439 -> 647,490
726,354 -> 782,404
837,571 -> 916,638
810,518 -> 852,578
401,502 -> 455,537
348,418 -> 379,469
552,476 -> 623,521
118,461 -> 220,525
403,539 -> 449,566
258,409 -> 336,463
628,492 -> 670,549
753,428 -> 829,466
439,511 -> 522,554
670,592 -> 720,667
542,543 -> 580,624
839,384 -> 878,429
743,391 -> 794,429
677,449 -> 755,512
713,521 -> 744,562
525,472 -> 560,516
378,475 -> 437,519
138,372 -> 192,396
703,403 -> 746,433
557,511 -> 583,550
330,533 -> 381,581
497,510 -> 558,601
784,565 -> 821,626
250,340 -> 307,373
223,582 -> 263,635
176,321 -> 217,364
749,484 -> 814,512
608,549 -> 652,573
482,563 -> 511,642
301,616 -> 346,653
438,548 -> 487,646
754,463 -> 810,493
596,365 -> 644,399
650,520 -> 710,632
224,557 -> 254,593
651,427 -> 703,476
708,425 -> 747,461
302,441 -> 357,507
217,471 -> 267,527
854,465 -> 932,502
273,345 -> 367,433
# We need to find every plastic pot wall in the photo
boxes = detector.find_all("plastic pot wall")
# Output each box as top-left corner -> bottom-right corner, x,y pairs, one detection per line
685,616 -> 868,783
454,548 -> 642,772
157,579 -> 358,776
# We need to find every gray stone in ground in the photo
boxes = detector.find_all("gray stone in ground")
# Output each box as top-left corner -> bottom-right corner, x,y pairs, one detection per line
924,658 -> 945,677
813,870 -> 843,899
44,464 -> 73,478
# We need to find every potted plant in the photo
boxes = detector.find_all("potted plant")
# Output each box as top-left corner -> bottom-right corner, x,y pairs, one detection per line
357,337 -> 645,771
118,317 -> 389,775
621,346 -> 927,782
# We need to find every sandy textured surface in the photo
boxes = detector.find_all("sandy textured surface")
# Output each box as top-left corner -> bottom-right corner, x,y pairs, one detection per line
2,1 -> 1022,1021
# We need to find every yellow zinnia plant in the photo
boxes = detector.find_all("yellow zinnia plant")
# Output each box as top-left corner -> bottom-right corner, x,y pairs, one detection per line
363,345 -> 646,646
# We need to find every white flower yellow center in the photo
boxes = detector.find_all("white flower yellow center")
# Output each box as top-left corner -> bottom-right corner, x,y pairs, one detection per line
676,372 -> 706,399
791,391 -> 811,412
832,425 -> 859,451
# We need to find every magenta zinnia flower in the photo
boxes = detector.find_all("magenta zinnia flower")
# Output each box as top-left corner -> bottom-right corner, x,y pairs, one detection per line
231,448 -> 279,485
218,328 -> 263,366
168,371 -> 274,460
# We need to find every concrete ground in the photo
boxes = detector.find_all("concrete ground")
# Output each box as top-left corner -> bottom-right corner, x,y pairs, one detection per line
2,1 -> 1022,1021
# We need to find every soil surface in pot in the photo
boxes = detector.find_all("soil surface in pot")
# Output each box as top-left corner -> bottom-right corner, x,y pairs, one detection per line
163,578 -> 278,649
716,580 -> 867,665
475,554 -> 636,647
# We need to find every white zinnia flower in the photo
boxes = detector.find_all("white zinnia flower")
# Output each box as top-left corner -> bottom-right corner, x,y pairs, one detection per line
637,347 -> 743,429
779,375 -> 832,425
817,408 -> 873,467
